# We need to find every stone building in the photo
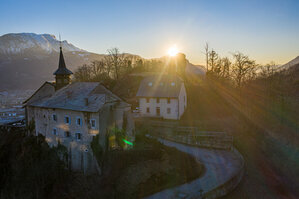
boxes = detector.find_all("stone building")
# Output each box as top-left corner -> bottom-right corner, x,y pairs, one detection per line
24,47 -> 134,173
136,74 -> 187,120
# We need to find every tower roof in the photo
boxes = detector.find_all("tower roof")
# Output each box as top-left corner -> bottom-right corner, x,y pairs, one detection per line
53,47 -> 73,75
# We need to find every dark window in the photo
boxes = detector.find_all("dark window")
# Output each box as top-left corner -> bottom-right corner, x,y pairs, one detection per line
90,119 -> 96,128
167,108 -> 171,114
76,117 -> 81,126
146,98 -> 150,103
65,131 -> 70,137
167,98 -> 171,104
146,107 -> 150,113
156,107 -> 160,116
64,116 -> 70,124
157,98 -> 160,103
76,133 -> 81,140
52,114 -> 57,121
53,128 -> 57,135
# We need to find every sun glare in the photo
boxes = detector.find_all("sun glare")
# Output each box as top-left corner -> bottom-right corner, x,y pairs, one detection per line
168,46 -> 178,56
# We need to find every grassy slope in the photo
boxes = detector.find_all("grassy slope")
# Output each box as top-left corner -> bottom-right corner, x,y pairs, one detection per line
111,67 -> 298,198
67,136 -> 204,199
181,78 -> 298,198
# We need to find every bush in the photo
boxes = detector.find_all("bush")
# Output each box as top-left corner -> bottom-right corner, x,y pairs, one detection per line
0,129 -> 70,199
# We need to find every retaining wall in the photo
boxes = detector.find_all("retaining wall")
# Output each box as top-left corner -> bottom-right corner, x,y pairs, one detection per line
203,148 -> 244,199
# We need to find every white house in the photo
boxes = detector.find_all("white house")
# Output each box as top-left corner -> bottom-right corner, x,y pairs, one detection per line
24,47 -> 134,174
136,74 -> 187,120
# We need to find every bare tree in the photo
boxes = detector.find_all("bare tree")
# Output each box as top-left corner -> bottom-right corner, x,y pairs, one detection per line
232,52 -> 257,87
204,42 -> 209,71
208,50 -> 219,72
73,64 -> 92,82
90,60 -> 105,77
107,48 -> 125,80
220,57 -> 231,78
260,61 -> 276,78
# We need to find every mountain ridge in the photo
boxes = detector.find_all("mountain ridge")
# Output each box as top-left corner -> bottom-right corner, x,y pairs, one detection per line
0,33 -> 84,55
280,56 -> 299,70
0,32 -> 204,90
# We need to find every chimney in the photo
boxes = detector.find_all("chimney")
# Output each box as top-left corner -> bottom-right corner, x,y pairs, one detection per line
84,98 -> 89,106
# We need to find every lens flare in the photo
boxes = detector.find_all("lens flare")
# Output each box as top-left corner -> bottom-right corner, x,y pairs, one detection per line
168,45 -> 178,56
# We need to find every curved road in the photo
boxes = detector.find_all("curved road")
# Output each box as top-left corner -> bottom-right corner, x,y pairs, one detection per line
145,138 -> 244,199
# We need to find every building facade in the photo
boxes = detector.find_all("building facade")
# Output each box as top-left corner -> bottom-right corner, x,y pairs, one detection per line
24,47 -> 134,173
136,75 -> 187,120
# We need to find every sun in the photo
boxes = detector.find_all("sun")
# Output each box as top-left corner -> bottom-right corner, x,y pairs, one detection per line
168,45 -> 178,56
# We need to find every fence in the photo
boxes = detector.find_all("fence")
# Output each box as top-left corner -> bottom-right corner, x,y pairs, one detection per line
153,126 -> 233,150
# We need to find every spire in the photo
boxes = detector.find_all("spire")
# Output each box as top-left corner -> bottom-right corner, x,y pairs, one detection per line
53,46 -> 73,75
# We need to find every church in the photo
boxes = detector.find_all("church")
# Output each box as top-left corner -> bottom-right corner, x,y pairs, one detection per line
24,46 -> 135,173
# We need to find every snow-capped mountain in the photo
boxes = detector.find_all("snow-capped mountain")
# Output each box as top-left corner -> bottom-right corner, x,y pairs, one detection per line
280,56 -> 299,70
0,32 -> 204,90
0,33 -> 104,90
186,61 -> 206,76
0,33 -> 83,55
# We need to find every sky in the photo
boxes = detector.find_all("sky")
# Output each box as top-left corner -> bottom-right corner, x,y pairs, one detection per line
0,0 -> 299,65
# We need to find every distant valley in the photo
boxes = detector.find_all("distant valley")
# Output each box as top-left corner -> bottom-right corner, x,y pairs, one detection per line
0,33 -> 107,90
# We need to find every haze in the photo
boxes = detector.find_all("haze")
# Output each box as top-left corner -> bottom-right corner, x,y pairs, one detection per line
1,0 -> 299,65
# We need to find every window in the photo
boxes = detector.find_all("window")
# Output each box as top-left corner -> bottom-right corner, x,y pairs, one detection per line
157,98 -> 160,103
148,82 -> 153,86
167,108 -> 171,114
167,98 -> 171,104
90,119 -> 96,128
146,107 -> 150,113
146,98 -> 150,103
76,117 -> 82,126
65,131 -> 70,137
64,116 -> 70,124
156,107 -> 160,116
52,128 -> 57,136
52,114 -> 57,121
75,133 -> 82,141
171,82 -> 175,86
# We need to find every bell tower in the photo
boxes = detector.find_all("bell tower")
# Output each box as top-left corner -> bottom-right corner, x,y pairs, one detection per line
53,46 -> 73,90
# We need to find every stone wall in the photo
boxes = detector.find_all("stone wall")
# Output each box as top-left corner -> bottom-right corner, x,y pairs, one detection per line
203,148 -> 245,199
26,102 -> 135,174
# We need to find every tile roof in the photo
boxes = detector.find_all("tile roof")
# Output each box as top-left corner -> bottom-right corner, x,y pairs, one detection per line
136,74 -> 183,98
29,82 -> 126,112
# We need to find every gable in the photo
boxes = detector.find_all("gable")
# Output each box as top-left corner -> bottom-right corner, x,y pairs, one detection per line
24,82 -> 55,106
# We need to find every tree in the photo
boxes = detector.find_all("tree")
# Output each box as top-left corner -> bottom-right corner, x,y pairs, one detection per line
220,57 -> 231,78
0,130 -> 70,199
107,48 -> 125,80
73,64 -> 92,82
208,50 -> 219,72
204,42 -> 209,71
260,61 -> 276,78
91,60 -> 106,77
231,52 -> 257,87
